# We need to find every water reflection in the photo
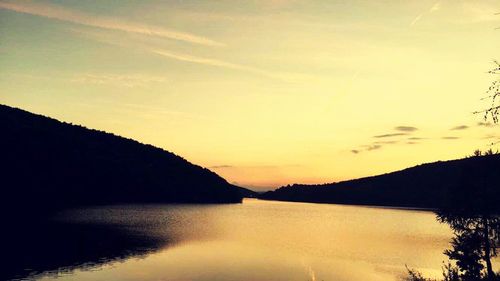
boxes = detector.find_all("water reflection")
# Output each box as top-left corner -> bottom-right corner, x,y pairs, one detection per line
4,199 -> 455,281
2,218 -> 165,281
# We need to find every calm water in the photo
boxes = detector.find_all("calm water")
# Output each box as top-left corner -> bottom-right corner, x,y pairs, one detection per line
8,199 -> 453,281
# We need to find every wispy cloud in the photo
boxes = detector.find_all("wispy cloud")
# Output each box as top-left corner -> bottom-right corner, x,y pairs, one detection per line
353,132 -> 424,154
450,125 -> 469,130
119,103 -> 210,121
478,122 -> 497,127
151,49 -> 281,79
453,3 -> 500,24
70,27 -> 294,81
442,136 -> 460,140
0,1 -> 224,47
71,73 -> 168,87
149,50 -> 319,82
482,134 -> 498,140
410,14 -> 425,27
410,0 -> 441,26
366,144 -> 382,151
374,140 -> 398,144
395,126 -> 418,132
373,133 -> 408,138
351,145 -> 382,155
209,165 -> 234,169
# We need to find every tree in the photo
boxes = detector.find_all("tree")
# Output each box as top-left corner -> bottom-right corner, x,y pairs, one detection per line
403,168 -> 500,281
473,149 -> 483,157
436,163 -> 500,280
475,61 -> 500,124
436,212 -> 499,280
403,213 -> 499,281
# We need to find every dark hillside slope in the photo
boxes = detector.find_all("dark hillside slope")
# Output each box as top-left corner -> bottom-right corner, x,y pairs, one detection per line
236,186 -> 258,198
260,155 -> 500,211
0,104 -> 242,215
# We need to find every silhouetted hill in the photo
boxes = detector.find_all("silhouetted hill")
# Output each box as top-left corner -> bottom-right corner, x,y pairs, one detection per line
236,186 -> 258,198
0,104 -> 242,216
259,155 -> 500,211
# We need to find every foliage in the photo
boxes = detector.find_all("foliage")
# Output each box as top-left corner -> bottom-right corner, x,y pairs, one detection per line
469,149 -> 499,158
442,262 -> 460,281
403,212 -> 499,281
437,194 -> 499,280
475,61 -> 500,123
403,266 -> 436,281
403,263 -> 459,281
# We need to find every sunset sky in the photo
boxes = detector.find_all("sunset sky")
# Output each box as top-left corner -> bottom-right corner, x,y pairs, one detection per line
1,0 -> 499,190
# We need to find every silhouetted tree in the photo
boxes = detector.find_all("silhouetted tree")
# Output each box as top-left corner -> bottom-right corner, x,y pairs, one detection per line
473,149 -> 483,157
475,61 -> 500,124
403,213 -> 499,281
436,164 -> 499,280
484,148 -> 498,156
403,262 -> 460,281
403,171 -> 499,281
437,213 -> 499,280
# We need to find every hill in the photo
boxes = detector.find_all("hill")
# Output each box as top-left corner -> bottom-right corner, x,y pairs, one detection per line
259,155 -> 500,211
0,104 -> 243,215
236,186 -> 259,198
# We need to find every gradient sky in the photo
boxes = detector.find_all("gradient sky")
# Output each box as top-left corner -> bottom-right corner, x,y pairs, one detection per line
1,0 -> 499,190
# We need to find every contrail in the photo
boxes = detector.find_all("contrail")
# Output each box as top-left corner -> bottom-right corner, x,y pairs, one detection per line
410,0 -> 441,27
151,49 -> 283,79
0,1 -> 224,47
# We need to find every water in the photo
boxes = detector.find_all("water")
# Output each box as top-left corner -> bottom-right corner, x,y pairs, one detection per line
6,199 -> 453,281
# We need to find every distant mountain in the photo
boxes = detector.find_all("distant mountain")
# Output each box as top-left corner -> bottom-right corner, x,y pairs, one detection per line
0,104 -> 243,216
259,155 -> 500,211
236,186 -> 258,198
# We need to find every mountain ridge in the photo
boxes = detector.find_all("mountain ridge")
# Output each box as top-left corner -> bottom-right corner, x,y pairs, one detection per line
259,154 -> 500,211
0,104 -> 246,216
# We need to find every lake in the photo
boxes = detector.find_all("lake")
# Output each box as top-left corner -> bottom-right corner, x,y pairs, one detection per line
6,199 -> 453,281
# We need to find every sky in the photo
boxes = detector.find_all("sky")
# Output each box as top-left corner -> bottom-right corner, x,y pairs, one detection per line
0,0 -> 499,190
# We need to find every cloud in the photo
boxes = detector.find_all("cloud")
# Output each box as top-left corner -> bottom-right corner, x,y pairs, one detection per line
71,73 -> 168,87
69,27 -> 291,81
117,103 -> 210,121
0,1 -> 224,47
209,165 -> 234,169
151,49 -> 280,79
355,133 -> 425,154
450,125 -> 469,130
374,140 -> 398,144
152,48 -> 312,81
442,136 -> 460,140
482,134 -> 498,140
478,122 -> 497,127
453,2 -> 500,24
410,0 -> 441,27
395,126 -> 418,132
373,126 -> 416,138
366,144 -> 382,151
373,133 -> 407,138
352,144 -> 383,154
410,14 -> 424,27
354,140 -> 397,154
